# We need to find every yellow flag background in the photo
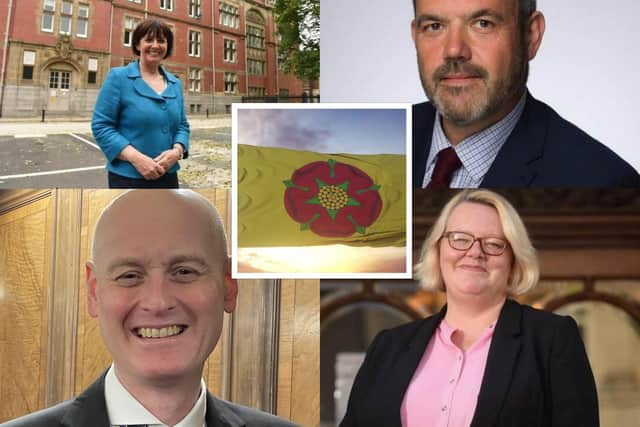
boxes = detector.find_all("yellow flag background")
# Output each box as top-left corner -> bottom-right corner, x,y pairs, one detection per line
238,144 -> 406,247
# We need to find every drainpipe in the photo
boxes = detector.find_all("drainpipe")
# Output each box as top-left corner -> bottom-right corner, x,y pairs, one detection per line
0,0 -> 15,117
211,0 -> 215,113
108,0 -> 113,69
243,8 -> 248,101
273,10 -> 279,97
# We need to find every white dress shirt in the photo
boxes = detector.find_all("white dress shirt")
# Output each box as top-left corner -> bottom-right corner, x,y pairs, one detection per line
104,365 -> 207,427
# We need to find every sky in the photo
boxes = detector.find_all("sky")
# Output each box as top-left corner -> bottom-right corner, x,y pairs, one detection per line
236,245 -> 407,275
236,108 -> 407,155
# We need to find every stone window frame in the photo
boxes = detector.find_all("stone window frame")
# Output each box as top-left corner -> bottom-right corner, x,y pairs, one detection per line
76,3 -> 90,38
219,3 -> 240,29
22,50 -> 36,81
224,72 -> 238,94
223,38 -> 237,63
87,57 -> 98,85
248,86 -> 266,97
188,68 -> 202,92
188,0 -> 202,18
247,58 -> 264,75
246,24 -> 265,50
160,0 -> 174,12
123,15 -> 142,47
59,1 -> 73,35
188,29 -> 202,57
42,0 -> 56,33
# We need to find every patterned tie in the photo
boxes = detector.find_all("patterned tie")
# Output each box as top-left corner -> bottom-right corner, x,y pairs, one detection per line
426,147 -> 461,189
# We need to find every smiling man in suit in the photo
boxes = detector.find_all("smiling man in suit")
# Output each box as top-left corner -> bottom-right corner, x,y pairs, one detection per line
1,190 -> 297,427
412,0 -> 640,188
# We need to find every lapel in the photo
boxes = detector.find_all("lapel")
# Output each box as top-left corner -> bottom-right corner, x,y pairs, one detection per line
127,60 -> 178,101
470,299 -> 523,427
386,305 -> 446,427
415,92 -> 551,188
480,92 -> 549,187
60,373 -> 110,427
205,393 -> 246,427
412,102 -> 437,188
57,370 -> 243,427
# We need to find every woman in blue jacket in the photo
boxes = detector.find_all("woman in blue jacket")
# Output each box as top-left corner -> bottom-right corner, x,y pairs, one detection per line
92,19 -> 189,188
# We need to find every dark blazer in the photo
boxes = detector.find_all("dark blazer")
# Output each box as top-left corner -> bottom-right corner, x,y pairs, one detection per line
412,93 -> 640,187
340,299 -> 599,427
1,374 -> 298,427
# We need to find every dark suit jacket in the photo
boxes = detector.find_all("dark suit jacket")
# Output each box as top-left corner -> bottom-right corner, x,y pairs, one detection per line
1,374 -> 298,427
413,93 -> 640,187
340,299 -> 599,427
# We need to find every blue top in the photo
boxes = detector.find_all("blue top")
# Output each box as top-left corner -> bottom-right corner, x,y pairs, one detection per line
91,61 -> 190,179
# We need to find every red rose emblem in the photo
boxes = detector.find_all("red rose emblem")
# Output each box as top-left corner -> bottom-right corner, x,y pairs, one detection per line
283,159 -> 383,237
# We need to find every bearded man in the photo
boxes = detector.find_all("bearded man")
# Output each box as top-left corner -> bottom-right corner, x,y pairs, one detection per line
412,0 -> 640,188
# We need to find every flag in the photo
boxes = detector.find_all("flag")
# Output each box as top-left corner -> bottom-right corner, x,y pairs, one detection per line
237,144 -> 406,247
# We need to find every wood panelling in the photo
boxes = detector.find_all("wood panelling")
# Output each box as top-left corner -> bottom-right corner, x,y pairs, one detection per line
0,191 -> 53,421
46,190 -> 83,406
229,280 -> 280,411
278,280 -> 320,427
0,189 -> 319,426
539,249 -> 640,278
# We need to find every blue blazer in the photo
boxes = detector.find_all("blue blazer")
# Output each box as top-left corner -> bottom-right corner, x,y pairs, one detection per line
91,61 -> 190,179
413,93 -> 640,187
340,299 -> 599,427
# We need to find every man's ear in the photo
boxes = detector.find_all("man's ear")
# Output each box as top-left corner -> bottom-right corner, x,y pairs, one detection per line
526,11 -> 546,61
223,256 -> 238,313
223,274 -> 238,314
86,261 -> 99,318
411,19 -> 418,45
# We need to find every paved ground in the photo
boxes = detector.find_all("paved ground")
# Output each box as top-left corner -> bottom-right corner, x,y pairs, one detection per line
0,116 -> 231,188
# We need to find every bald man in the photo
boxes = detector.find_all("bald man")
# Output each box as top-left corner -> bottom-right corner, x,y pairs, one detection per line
2,190 -> 298,427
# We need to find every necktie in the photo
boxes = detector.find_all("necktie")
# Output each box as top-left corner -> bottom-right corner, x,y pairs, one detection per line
426,147 -> 461,189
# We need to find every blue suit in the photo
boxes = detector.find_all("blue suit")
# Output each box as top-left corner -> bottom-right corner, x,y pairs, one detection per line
92,61 -> 190,179
413,93 -> 640,187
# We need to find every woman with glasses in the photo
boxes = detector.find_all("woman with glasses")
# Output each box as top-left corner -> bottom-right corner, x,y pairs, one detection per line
340,189 -> 598,427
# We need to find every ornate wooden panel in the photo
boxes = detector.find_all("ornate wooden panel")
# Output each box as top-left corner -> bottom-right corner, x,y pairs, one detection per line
0,191 -> 53,422
278,279 -> 320,427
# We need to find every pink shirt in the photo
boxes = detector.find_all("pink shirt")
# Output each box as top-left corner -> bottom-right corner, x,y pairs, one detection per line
401,320 -> 495,427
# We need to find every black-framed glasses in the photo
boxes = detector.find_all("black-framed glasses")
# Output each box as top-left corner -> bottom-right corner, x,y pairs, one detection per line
442,231 -> 509,256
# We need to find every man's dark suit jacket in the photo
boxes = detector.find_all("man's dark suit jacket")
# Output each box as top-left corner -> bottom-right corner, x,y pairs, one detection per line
340,299 -> 599,427
1,373 -> 298,427
413,93 -> 640,187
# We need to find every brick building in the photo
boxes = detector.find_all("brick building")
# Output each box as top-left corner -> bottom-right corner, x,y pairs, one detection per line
0,0 -> 306,117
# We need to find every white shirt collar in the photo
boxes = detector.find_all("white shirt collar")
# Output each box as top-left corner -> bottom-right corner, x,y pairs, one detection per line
104,365 -> 207,427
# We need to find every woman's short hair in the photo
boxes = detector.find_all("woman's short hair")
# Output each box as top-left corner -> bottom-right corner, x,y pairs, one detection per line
415,190 -> 539,296
131,19 -> 174,58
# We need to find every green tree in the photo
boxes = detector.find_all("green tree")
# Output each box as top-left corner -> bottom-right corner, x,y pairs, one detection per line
274,0 -> 319,82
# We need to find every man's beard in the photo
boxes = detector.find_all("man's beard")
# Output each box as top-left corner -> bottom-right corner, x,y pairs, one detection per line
419,42 -> 528,127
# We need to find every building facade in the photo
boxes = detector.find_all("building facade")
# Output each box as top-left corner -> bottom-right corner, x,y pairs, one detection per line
0,0 -> 305,117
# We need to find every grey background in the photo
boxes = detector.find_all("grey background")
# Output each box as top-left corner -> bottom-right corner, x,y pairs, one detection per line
321,0 -> 640,172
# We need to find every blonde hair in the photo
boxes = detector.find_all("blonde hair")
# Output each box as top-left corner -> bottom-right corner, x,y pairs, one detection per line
415,190 -> 539,296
